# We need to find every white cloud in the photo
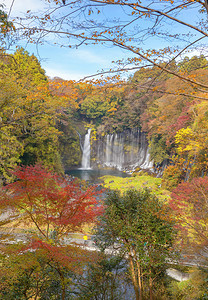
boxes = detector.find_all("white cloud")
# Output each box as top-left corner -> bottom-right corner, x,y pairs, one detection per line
45,67 -> 89,81
182,47 -> 208,58
4,0 -> 45,16
68,49 -> 109,65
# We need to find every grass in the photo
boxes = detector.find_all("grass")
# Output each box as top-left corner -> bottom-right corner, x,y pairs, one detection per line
99,173 -> 170,201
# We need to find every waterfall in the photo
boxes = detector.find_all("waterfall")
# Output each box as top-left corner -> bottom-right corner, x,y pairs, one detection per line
95,129 -> 153,171
81,129 -> 91,169
105,134 -> 112,165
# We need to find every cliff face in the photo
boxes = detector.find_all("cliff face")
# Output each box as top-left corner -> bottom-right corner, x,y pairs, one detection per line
91,129 -> 153,172
61,126 -> 153,172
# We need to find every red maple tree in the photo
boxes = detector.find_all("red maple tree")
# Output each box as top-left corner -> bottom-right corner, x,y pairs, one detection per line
0,164 -> 103,299
2,164 -> 102,241
170,176 -> 208,262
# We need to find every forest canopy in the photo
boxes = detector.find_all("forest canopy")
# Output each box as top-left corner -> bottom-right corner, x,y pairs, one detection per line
1,46 -> 208,182
0,2 -> 208,298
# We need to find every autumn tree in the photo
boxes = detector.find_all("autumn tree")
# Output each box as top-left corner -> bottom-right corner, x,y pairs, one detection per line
95,188 -> 175,300
170,176 -> 208,264
0,246 -> 71,299
2,164 -> 101,241
158,88 -> 208,182
75,255 -> 129,299
133,56 -> 208,177
80,94 -> 111,120
78,84 -> 124,129
174,100 -> 208,178
8,0 -> 208,99
0,48 -> 81,181
0,164 -> 102,299
0,49 -> 53,180
0,4 -> 15,47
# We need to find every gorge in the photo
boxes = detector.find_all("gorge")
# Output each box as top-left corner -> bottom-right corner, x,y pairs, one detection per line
80,129 -> 153,172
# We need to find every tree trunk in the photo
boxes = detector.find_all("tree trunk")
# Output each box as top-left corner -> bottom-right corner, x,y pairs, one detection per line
60,275 -> 66,300
133,248 -> 143,300
137,261 -> 143,300
57,267 -> 66,300
149,275 -> 153,300
129,253 -> 141,300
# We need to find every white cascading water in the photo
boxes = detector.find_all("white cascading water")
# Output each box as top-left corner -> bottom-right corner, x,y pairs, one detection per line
105,134 -> 112,166
105,133 -> 124,170
100,129 -> 153,171
81,129 -> 91,169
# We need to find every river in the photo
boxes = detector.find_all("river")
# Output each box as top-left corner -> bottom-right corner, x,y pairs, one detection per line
66,168 -> 129,182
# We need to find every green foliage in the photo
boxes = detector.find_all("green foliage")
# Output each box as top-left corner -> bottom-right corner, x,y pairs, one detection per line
57,116 -> 82,168
100,92 -> 143,132
0,249 -> 64,300
95,188 -> 175,299
99,188 -> 174,258
100,174 -> 170,201
5,47 -> 47,87
149,134 -> 170,164
76,255 -> 129,300
80,94 -> 110,120
132,62 -> 177,83
0,126 -> 24,181
167,268 -> 208,300
178,55 -> 208,73
0,49 -> 64,180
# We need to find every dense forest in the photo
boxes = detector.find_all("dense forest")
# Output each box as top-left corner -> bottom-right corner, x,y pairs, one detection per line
1,1 -> 208,299
1,48 -> 208,184
1,47 -> 208,299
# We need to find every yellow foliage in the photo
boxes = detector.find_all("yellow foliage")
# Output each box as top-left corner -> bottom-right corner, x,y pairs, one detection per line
175,127 -> 203,154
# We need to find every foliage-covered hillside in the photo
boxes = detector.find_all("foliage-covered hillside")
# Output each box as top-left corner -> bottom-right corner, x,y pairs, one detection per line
1,48 -> 208,185
0,43 -> 207,300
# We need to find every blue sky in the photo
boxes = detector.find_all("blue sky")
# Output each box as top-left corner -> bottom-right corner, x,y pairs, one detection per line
4,0 -> 206,81
16,42 -> 127,81
4,0 -> 136,81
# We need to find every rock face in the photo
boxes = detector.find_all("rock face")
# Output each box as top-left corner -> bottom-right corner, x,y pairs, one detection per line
91,129 -> 153,172
166,268 -> 191,282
